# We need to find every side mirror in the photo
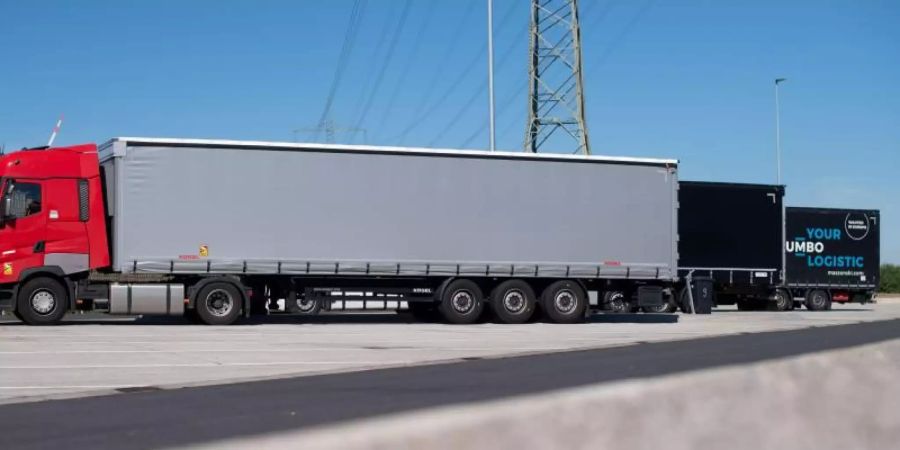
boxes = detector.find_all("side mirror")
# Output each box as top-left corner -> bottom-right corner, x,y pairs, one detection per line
0,195 -> 11,223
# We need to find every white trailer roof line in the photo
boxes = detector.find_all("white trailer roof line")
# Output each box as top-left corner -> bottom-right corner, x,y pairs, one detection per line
102,137 -> 678,166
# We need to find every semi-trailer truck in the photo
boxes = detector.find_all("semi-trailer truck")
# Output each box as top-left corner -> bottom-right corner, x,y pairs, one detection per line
0,137 -> 679,325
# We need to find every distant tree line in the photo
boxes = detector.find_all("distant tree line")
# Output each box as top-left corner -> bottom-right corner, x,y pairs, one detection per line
881,264 -> 900,293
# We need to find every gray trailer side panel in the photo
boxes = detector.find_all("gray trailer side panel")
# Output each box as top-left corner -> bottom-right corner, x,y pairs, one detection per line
105,142 -> 678,280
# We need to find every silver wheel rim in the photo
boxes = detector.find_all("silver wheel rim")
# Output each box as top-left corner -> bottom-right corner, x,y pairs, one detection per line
502,289 -> 527,314
30,289 -> 56,315
812,292 -> 826,307
295,298 -> 317,313
451,289 -> 476,314
205,289 -> 234,317
776,291 -> 789,309
554,289 -> 577,314
608,292 -> 626,312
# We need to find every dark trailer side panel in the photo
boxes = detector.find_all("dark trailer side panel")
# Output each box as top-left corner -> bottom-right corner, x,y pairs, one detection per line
678,181 -> 784,285
785,207 -> 880,289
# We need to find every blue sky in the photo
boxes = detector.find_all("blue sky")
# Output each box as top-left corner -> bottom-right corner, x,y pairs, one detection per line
1,1 -> 898,262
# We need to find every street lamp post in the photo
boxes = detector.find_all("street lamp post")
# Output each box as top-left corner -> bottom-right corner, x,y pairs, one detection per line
774,78 -> 786,185
774,77 -> 787,286
487,0 -> 496,151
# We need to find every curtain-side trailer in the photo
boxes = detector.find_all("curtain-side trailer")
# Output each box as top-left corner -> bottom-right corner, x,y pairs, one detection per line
0,138 -> 679,325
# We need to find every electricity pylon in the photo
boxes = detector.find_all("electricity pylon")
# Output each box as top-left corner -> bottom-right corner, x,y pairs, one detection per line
525,0 -> 590,154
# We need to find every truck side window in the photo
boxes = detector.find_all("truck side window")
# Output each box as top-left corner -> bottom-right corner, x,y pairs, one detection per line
9,182 -> 42,217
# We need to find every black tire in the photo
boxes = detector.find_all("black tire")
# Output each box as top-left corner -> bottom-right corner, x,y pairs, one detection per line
541,280 -> 587,324
805,289 -> 831,311
194,282 -> 243,325
603,291 -> 630,314
438,279 -> 485,324
490,280 -> 537,324
769,288 -> 793,311
642,300 -> 677,314
15,277 -> 68,325
285,291 -> 321,315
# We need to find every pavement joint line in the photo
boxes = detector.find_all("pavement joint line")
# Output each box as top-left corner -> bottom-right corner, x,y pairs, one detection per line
0,340 -> 647,405
0,347 -> 577,354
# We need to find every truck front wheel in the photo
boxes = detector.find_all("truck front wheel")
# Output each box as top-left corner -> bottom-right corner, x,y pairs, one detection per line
438,279 -> 484,324
16,277 -> 69,325
770,288 -> 793,311
541,281 -> 587,324
194,282 -> 243,325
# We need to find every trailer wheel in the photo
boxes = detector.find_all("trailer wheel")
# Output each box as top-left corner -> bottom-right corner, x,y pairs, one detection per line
642,300 -> 677,314
770,288 -> 793,311
15,277 -> 68,325
541,281 -> 587,324
603,291 -> 630,314
438,279 -> 484,324
490,280 -> 536,324
804,289 -> 831,311
286,291 -> 321,315
194,282 -> 242,325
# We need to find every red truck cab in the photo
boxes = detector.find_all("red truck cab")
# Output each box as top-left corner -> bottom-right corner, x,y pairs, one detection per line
0,144 -> 109,323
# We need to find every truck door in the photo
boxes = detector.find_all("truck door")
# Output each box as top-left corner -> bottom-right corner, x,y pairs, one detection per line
0,178 -> 48,282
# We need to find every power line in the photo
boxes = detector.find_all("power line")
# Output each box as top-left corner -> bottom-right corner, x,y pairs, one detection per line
398,0 -> 480,144
397,0 -> 518,145
315,0 -> 367,141
374,1 -> 435,139
587,0 -> 655,68
347,3 -> 397,135
351,0 -> 413,142
431,21 -> 526,147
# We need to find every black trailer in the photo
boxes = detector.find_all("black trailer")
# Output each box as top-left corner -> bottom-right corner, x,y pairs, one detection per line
784,207 -> 880,309
607,181 -> 791,314
677,181 -> 789,311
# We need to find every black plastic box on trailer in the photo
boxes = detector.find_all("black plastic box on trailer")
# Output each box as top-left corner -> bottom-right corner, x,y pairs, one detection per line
785,207 -> 880,305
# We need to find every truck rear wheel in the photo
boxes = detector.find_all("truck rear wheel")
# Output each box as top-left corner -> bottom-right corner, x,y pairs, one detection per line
805,289 -> 831,311
541,281 -> 586,324
16,277 -> 69,325
490,280 -> 536,324
286,291 -> 321,315
194,282 -> 242,325
438,279 -> 484,324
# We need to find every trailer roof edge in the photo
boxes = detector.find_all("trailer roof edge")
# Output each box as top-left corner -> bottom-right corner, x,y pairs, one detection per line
101,137 -> 679,166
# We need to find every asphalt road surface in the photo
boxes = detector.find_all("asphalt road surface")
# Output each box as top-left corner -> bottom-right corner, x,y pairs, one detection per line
1,318 -> 898,450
